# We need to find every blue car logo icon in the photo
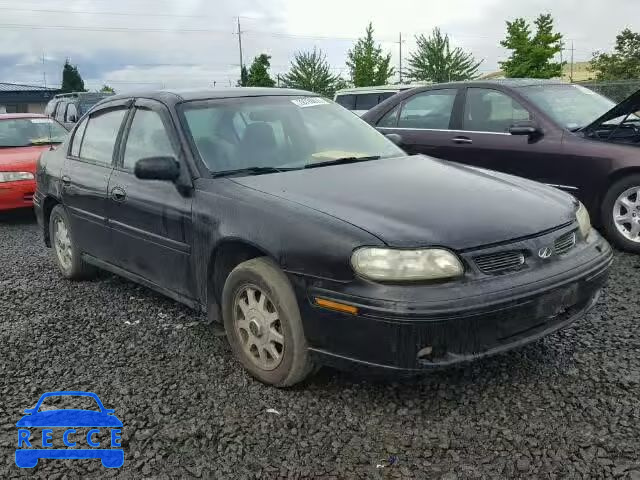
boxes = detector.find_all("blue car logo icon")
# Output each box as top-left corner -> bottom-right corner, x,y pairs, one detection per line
15,391 -> 124,468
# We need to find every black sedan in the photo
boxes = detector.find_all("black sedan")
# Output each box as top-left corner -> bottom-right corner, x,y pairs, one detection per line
34,88 -> 612,386
362,80 -> 640,252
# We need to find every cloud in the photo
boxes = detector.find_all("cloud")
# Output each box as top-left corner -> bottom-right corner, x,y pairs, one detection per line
0,0 -> 637,91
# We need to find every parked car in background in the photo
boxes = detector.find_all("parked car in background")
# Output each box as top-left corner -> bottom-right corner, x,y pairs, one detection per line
0,114 -> 67,212
35,88 -> 611,386
334,85 -> 418,116
362,80 -> 640,252
44,92 -> 114,129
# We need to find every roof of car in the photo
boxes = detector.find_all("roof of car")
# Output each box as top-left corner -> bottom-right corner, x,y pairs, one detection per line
104,87 -> 315,104
0,113 -> 47,120
417,78 -> 569,89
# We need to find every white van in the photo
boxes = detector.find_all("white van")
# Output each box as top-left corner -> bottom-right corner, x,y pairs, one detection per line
334,85 -> 424,116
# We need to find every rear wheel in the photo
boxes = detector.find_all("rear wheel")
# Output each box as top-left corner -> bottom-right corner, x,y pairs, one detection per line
221,257 -> 314,387
49,205 -> 96,280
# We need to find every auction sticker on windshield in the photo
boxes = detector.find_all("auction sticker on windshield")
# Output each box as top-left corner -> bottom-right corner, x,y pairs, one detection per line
291,97 -> 330,108
15,391 -> 124,469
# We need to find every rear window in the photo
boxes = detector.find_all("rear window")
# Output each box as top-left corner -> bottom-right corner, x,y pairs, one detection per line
354,93 -> 381,111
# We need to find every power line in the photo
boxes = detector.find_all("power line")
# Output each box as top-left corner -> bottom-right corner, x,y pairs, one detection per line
0,6 -> 208,18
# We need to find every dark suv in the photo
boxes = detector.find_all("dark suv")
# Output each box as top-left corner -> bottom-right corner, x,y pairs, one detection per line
34,88 -> 611,386
362,80 -> 640,252
44,92 -> 114,130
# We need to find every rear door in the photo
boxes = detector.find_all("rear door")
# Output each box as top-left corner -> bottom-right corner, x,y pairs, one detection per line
445,87 -> 567,184
106,98 -> 194,298
61,100 -> 130,261
376,88 -> 462,159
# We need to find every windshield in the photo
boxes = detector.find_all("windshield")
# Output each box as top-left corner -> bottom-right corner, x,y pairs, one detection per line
78,98 -> 107,115
519,84 -> 622,130
181,96 -> 404,174
0,118 -> 68,147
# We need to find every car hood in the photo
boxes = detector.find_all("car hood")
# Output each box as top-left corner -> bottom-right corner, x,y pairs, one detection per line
0,145 -> 49,173
583,88 -> 640,132
16,409 -> 123,428
232,155 -> 576,250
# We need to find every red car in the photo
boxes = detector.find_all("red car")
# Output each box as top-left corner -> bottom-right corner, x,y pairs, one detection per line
0,114 -> 68,212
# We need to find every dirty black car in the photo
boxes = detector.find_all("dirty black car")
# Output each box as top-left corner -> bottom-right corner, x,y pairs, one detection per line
35,88 -> 612,387
362,80 -> 640,252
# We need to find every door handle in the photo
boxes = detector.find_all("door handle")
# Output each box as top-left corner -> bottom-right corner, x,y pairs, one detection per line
61,175 -> 71,186
452,136 -> 473,144
111,186 -> 127,202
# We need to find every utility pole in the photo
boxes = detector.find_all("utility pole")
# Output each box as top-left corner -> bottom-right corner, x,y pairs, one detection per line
42,52 -> 47,88
397,32 -> 404,84
569,41 -> 575,82
237,17 -> 244,85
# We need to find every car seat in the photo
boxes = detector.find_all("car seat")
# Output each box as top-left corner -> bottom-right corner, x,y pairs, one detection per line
235,122 -> 279,169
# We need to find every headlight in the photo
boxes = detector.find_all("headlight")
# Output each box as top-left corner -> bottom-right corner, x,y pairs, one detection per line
351,247 -> 464,281
576,202 -> 591,239
0,171 -> 34,183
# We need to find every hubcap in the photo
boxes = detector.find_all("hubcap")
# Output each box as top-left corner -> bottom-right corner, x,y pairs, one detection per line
233,285 -> 284,371
53,217 -> 72,270
613,187 -> 640,243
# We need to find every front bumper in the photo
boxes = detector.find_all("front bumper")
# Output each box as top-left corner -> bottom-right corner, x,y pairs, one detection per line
291,230 -> 612,372
0,179 -> 35,211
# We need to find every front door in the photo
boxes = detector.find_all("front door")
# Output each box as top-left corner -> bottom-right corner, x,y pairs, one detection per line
444,87 -> 570,187
61,105 -> 129,261
106,99 -> 194,298
376,88 -> 462,160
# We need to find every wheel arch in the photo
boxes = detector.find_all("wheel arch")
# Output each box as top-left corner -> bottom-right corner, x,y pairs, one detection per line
42,195 -> 61,247
206,238 -> 276,323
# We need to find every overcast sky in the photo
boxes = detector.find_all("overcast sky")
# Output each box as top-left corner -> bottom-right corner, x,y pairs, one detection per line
0,0 -> 638,92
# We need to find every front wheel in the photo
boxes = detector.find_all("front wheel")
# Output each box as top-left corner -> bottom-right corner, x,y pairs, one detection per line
601,174 -> 640,253
221,257 -> 314,387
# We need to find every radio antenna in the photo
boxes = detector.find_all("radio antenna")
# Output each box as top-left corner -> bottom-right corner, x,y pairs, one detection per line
42,53 -> 54,151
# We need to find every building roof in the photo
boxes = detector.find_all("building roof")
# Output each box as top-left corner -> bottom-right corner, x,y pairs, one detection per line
0,82 -> 59,93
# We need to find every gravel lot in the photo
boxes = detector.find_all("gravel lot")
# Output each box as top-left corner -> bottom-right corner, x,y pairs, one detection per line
1,210 -> 640,479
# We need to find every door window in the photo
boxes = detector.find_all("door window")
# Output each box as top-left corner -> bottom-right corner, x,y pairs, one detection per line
377,105 -> 401,128
397,89 -> 458,129
463,88 -> 531,133
123,109 -> 176,171
335,94 -> 355,110
66,103 -> 78,123
70,117 -> 88,157
79,108 -> 127,166
55,102 -> 67,123
354,93 -> 380,111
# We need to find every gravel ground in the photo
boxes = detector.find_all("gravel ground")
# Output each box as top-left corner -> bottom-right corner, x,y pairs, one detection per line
1,210 -> 640,480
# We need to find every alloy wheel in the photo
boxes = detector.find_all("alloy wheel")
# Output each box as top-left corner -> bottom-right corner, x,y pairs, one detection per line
233,285 -> 284,371
613,186 -> 640,243
53,216 -> 73,271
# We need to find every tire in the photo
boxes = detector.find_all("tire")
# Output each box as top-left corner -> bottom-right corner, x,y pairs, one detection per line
49,204 -> 97,280
221,257 -> 314,387
601,174 -> 640,253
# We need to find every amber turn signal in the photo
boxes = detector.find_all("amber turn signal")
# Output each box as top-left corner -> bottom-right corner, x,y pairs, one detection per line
314,298 -> 358,315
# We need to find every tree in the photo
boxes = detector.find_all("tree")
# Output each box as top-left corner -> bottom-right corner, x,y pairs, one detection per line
499,13 -> 564,78
61,59 -> 86,93
346,23 -> 394,87
407,28 -> 482,83
237,65 -> 249,87
99,84 -> 115,93
590,29 -> 640,80
282,48 -> 342,96
246,54 -> 275,87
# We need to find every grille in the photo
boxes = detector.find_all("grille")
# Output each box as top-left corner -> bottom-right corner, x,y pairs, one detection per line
554,231 -> 576,255
474,251 -> 525,275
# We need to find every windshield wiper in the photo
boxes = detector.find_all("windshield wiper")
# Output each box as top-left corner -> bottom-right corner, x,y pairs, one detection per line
212,166 -> 300,178
303,155 -> 381,169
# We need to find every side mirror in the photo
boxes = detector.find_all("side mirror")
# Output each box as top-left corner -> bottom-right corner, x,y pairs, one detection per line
134,156 -> 180,181
509,121 -> 542,136
385,133 -> 404,146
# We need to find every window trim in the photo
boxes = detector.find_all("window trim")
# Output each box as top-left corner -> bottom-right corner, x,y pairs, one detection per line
461,87 -> 533,134
69,116 -> 89,158
66,104 -> 131,168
